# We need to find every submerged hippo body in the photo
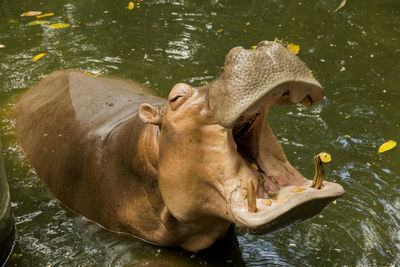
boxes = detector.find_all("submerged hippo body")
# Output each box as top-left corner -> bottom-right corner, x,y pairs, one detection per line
16,41 -> 344,251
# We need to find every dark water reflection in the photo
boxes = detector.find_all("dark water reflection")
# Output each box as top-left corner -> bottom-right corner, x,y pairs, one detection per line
0,0 -> 399,266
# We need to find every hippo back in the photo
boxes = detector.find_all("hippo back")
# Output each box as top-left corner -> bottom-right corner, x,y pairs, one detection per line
16,69 -> 165,201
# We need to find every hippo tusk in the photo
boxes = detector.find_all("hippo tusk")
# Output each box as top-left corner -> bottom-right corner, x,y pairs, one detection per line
310,155 -> 324,189
247,178 -> 257,212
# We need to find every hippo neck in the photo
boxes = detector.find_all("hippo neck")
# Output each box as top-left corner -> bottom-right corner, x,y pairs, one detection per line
111,113 -> 161,187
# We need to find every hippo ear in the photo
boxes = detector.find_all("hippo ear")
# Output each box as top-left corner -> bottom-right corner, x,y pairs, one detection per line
139,103 -> 164,126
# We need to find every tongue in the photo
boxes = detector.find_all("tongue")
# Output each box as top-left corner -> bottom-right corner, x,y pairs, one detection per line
208,40 -> 323,128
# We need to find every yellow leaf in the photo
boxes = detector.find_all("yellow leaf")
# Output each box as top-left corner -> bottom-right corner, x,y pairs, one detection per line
28,20 -> 49,26
128,2 -> 134,9
9,19 -> 19,23
265,199 -> 272,206
291,187 -> 306,193
37,13 -> 54,19
217,28 -> 223,33
251,45 -> 257,50
0,44 -> 5,49
287,43 -> 300,54
33,53 -> 46,62
85,72 -> 100,77
318,152 -> 331,163
378,141 -> 397,153
20,11 -> 42,17
49,23 -> 70,29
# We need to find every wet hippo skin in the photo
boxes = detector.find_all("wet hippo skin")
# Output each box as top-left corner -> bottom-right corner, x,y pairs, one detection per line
16,41 -> 344,251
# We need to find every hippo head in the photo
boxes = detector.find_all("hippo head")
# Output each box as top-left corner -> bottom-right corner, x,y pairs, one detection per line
139,41 -> 344,239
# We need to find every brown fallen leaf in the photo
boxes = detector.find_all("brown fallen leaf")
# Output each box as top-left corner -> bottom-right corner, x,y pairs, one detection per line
21,11 -> 42,17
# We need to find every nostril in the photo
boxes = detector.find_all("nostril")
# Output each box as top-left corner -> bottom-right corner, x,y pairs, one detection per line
288,85 -> 310,103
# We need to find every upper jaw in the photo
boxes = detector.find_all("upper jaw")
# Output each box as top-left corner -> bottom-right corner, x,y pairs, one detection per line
209,40 -> 324,128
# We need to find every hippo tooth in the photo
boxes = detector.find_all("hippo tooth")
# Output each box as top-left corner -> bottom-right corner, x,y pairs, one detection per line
311,154 -> 324,189
247,178 -> 257,213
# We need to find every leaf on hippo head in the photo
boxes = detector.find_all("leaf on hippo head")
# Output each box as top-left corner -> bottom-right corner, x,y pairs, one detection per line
287,43 -> 300,54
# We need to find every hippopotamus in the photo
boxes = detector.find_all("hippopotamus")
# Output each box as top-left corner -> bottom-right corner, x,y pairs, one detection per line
16,41 -> 344,252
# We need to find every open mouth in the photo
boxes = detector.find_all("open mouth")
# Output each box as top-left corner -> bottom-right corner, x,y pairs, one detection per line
226,84 -> 344,232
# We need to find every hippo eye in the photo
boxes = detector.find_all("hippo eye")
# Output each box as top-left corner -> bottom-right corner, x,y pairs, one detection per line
169,95 -> 187,111
170,95 -> 183,103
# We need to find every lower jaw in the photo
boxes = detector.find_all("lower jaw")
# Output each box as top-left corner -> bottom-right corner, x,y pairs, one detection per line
228,179 -> 344,231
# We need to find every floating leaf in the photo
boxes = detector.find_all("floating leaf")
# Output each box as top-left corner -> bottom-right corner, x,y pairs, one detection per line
0,44 -> 5,49
287,43 -> 300,54
128,2 -> 135,9
33,53 -> 46,62
217,28 -> 224,33
11,253 -> 23,259
318,152 -> 332,163
21,11 -> 42,17
9,19 -> 19,23
378,141 -> 397,153
49,23 -> 70,29
289,243 -> 296,247
28,20 -> 49,26
36,12 -> 54,18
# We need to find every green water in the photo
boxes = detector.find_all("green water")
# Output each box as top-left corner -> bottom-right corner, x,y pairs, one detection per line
1,0 -> 399,266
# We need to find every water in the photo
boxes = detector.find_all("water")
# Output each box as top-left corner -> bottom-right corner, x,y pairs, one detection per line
1,0 -> 399,266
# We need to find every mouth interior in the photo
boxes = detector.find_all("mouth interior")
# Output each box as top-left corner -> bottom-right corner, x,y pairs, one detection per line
228,85 -> 344,229
232,87 -> 306,198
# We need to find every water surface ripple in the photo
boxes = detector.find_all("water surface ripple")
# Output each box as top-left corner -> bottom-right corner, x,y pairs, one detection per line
0,0 -> 399,266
